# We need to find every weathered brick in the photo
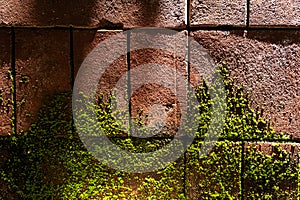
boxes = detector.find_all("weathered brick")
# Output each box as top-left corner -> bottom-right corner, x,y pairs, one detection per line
0,0 -> 185,28
250,0 -> 300,25
190,0 -> 246,26
130,30 -> 187,137
244,142 -> 299,199
15,29 -> 70,133
191,30 -> 300,139
0,28 -> 12,136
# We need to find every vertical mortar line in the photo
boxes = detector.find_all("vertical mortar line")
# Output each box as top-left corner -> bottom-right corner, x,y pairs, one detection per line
69,26 -> 75,135
186,0 -> 191,29
297,145 -> 300,199
70,26 -> 75,91
240,140 -> 245,200
127,30 -> 132,136
11,27 -> 17,135
246,0 -> 250,28
184,0 -> 192,196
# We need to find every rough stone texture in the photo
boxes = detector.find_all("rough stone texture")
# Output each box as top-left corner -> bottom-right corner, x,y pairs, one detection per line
250,0 -> 300,25
15,29 -> 70,133
130,31 -> 187,137
0,28 -> 12,136
0,0 -> 185,28
191,30 -> 300,139
244,142 -> 299,199
73,30 -> 127,98
190,0 -> 245,26
73,30 -> 129,135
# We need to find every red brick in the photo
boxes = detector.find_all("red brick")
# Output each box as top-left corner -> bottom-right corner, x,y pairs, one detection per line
0,29 -> 12,136
73,30 -> 127,97
191,30 -> 300,139
191,0 -> 246,26
130,31 -> 187,137
0,0 -> 185,28
15,29 -> 70,133
250,0 -> 300,25
73,30 -> 129,135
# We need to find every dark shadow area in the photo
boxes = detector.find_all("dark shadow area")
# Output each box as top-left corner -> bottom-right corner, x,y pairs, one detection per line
29,0 -> 99,26
245,30 -> 300,44
137,0 -> 160,26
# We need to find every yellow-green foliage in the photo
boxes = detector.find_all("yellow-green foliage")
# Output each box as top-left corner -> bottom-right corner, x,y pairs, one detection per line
0,64 -> 297,199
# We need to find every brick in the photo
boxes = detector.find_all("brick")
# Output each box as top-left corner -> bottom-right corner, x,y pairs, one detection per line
15,29 -> 70,133
0,0 -> 185,28
250,0 -> 300,25
243,142 -> 299,199
190,0 -> 246,26
186,141 -> 241,199
130,30 -> 187,137
0,28 -> 12,136
191,30 -> 300,139
73,30 -> 127,98
73,30 -> 129,136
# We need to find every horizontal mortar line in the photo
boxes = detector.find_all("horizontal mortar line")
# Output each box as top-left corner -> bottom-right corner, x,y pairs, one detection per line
43,135 -> 300,144
189,24 -> 300,31
0,25 -> 186,31
1,25 -> 300,31
0,25 -> 125,31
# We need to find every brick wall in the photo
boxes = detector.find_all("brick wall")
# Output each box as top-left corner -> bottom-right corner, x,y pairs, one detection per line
0,0 -> 299,198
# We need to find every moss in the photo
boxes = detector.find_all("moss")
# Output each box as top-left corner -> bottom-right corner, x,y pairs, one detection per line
1,92 -> 184,199
195,63 -> 289,140
0,63 -> 296,199
243,143 -> 298,199
186,141 -> 241,199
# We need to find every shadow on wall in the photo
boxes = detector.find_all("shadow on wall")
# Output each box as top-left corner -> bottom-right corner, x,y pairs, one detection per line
29,0 -> 160,27
30,0 -> 98,26
137,0 -> 160,26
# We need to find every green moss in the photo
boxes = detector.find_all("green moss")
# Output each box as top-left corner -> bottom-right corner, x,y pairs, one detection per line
186,141 -> 241,199
244,143 -> 298,199
1,92 -> 184,199
195,63 -> 289,140
0,63 -> 296,199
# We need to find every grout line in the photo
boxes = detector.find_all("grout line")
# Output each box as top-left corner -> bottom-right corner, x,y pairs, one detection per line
70,26 -> 75,90
184,0 -> 191,196
91,135 -> 300,144
297,152 -> 300,199
240,140 -> 245,200
127,30 -> 132,136
1,25 -> 300,31
69,26 -> 75,136
246,0 -> 250,27
11,27 -> 17,135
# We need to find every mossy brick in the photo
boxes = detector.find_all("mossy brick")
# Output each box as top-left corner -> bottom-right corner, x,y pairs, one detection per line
0,28 -> 12,136
243,142 -> 299,199
15,29 -> 70,133
191,30 -> 300,139
250,0 -> 300,26
186,141 -> 241,199
73,30 -> 129,136
190,0 -> 246,26
0,0 -> 185,28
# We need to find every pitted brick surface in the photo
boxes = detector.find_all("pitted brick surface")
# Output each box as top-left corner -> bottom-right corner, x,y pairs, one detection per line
191,0 -> 245,26
0,0 -> 185,28
250,0 -> 300,25
191,30 -> 300,138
